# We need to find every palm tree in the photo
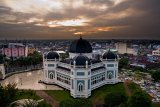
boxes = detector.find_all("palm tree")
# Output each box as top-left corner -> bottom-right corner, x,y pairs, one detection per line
22,99 -> 38,107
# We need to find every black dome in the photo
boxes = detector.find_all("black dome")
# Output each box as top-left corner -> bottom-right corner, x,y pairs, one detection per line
71,55 -> 91,66
46,51 -> 59,59
102,51 -> 117,59
69,37 -> 92,53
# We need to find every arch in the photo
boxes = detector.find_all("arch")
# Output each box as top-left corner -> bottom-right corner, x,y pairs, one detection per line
49,72 -> 54,79
78,82 -> 84,92
108,72 -> 113,79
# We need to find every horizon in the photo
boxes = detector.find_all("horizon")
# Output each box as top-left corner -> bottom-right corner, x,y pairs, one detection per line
1,38 -> 160,41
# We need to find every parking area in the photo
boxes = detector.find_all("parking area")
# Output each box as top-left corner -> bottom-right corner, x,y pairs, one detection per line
119,69 -> 160,102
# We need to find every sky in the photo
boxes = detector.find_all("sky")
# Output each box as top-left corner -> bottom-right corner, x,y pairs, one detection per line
0,0 -> 160,40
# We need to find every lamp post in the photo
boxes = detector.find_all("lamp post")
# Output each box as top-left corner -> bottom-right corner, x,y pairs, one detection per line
20,78 -> 22,85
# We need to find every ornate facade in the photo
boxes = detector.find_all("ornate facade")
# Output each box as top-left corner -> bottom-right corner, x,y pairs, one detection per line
43,37 -> 119,98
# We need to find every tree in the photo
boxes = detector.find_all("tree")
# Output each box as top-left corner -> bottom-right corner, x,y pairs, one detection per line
119,58 -> 129,69
29,52 -> 42,66
22,99 -> 38,107
128,91 -> 151,107
0,54 -> 4,64
59,99 -> 93,107
104,92 -> 127,107
0,85 -> 6,107
59,99 -> 74,107
17,57 -> 25,66
10,99 -> 38,107
0,83 -> 18,107
11,51 -> 42,68
151,71 -> 160,82
133,67 -> 144,72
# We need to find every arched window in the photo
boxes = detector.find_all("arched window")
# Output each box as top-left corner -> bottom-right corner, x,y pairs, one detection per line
108,72 -> 113,79
78,82 -> 84,92
49,72 -> 54,79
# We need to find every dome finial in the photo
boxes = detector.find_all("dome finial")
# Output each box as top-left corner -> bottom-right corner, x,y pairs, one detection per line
69,36 -> 92,53
80,34 -> 82,40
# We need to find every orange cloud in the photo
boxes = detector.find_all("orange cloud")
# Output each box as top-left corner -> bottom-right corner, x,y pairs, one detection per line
73,26 -> 127,35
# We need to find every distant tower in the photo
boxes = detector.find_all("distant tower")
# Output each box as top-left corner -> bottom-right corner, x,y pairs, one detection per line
24,39 -> 28,57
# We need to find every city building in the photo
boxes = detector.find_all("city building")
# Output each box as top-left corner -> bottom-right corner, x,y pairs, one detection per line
115,42 -> 137,55
130,63 -> 146,69
2,43 -> 28,58
115,42 -> 127,54
152,48 -> 160,56
43,37 -> 119,98
27,47 -> 37,55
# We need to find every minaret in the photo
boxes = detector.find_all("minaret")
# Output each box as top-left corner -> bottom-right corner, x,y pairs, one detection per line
24,39 -> 27,57
80,34 -> 82,39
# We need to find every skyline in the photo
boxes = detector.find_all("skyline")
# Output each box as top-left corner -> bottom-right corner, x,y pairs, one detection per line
0,0 -> 160,40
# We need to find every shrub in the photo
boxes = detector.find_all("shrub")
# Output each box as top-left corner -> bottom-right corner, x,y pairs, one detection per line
104,92 -> 127,107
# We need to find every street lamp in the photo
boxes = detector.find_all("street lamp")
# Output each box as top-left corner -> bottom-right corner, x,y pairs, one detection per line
20,78 -> 22,85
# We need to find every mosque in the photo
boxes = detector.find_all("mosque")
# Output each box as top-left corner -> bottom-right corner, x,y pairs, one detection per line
43,37 -> 119,98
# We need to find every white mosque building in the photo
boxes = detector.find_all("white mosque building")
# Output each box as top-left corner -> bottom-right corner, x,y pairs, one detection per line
43,37 -> 119,98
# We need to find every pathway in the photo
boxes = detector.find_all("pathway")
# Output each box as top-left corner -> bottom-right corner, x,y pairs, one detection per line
36,90 -> 59,107
124,81 -> 132,96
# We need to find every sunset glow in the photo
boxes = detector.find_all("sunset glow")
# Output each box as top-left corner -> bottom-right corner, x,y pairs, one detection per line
47,19 -> 89,27
0,0 -> 159,39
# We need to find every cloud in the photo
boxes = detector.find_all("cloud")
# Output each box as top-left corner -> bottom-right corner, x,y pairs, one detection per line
3,0 -> 63,14
0,0 -> 160,39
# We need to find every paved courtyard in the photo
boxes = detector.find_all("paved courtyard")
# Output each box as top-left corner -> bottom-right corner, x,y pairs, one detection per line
0,70 -> 62,90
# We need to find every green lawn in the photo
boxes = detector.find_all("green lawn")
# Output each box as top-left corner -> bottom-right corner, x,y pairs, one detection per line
38,101 -> 52,107
90,83 -> 126,104
45,83 -> 126,105
16,90 -> 40,100
45,82 -> 160,107
45,89 -> 73,102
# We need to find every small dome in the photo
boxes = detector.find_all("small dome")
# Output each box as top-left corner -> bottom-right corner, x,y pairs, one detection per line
46,51 -> 59,59
69,37 -> 92,53
71,55 -> 91,66
102,51 -> 117,60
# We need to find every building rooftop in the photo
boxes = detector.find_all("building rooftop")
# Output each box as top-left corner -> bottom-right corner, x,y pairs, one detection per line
57,66 -> 71,71
91,66 -> 105,71
91,59 -> 102,64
